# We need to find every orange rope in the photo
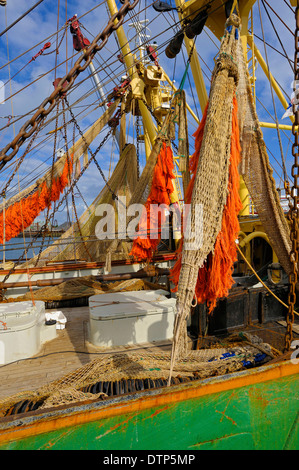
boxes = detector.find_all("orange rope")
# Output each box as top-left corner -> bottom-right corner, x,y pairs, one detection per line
0,320 -> 7,330
170,95 -> 242,313
130,142 -> 175,260
0,155 -> 73,243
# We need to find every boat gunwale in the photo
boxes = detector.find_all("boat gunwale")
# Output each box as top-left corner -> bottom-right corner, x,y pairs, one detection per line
0,253 -> 177,277
0,358 -> 298,445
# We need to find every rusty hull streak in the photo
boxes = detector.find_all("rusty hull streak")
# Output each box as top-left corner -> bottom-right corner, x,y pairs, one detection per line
39,428 -> 75,450
248,388 -> 270,409
189,432 -> 252,448
143,405 -> 169,420
96,414 -> 138,440
284,410 -> 299,449
215,391 -> 238,426
0,360 -> 298,445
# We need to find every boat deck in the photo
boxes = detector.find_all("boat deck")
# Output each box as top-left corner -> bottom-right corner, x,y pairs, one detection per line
0,304 -> 297,402
0,306 -> 172,400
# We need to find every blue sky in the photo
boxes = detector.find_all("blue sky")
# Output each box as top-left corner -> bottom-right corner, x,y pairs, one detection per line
0,0 -> 296,224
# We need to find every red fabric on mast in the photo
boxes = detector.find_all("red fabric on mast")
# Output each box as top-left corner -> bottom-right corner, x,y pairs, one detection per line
130,141 -> 175,260
0,155 -> 73,243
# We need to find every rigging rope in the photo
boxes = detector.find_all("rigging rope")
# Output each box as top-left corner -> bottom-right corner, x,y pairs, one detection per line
236,245 -> 299,318
261,0 -> 294,73
257,0 -> 288,183
178,40 -> 196,91
0,0 -> 45,38
129,141 -> 175,260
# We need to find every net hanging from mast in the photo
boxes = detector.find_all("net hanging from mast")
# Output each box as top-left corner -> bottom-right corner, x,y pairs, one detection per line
25,141 -> 138,267
24,90 -> 182,269
168,14 -> 242,379
236,39 -> 292,277
168,9 -> 293,380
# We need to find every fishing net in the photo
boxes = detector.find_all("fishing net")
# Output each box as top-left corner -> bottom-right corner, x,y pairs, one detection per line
129,141 -> 175,260
102,139 -> 164,269
236,40 -> 292,276
22,142 -> 138,268
0,334 -> 276,414
3,277 -> 163,303
169,11 -> 292,381
169,15 -> 241,377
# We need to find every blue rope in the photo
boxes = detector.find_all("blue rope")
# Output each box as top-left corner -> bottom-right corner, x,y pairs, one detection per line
177,39 -> 196,92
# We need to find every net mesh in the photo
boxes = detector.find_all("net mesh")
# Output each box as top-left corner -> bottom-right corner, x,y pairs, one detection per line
3,277 -> 164,303
0,340 -> 275,414
20,94 -> 180,270
236,40 -> 292,276
22,143 -> 138,268
169,16 -> 241,368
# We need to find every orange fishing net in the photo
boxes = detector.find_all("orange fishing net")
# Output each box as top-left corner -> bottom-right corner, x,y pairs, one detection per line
130,141 -> 175,260
0,155 -> 73,243
170,95 -> 242,313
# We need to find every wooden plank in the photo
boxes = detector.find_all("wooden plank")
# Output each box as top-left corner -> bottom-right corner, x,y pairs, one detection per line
277,320 -> 299,335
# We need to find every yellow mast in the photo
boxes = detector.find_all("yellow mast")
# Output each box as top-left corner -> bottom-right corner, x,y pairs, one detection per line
106,0 -> 157,149
247,34 -> 290,116
106,0 -> 181,208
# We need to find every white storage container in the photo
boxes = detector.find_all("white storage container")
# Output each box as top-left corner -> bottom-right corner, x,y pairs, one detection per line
0,301 -> 56,364
89,290 -> 176,348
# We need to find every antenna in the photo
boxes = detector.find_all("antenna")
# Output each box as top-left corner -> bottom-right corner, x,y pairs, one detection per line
128,19 -> 151,63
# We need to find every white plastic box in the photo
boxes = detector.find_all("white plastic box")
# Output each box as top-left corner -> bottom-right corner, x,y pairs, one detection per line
89,290 -> 176,348
0,301 -> 57,364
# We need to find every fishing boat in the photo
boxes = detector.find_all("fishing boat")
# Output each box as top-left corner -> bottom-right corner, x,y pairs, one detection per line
0,0 -> 298,451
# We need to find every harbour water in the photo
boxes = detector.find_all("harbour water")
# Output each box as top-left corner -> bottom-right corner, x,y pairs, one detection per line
1,237 -> 58,261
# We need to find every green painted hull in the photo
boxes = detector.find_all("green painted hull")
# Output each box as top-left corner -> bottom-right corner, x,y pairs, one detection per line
0,362 -> 298,450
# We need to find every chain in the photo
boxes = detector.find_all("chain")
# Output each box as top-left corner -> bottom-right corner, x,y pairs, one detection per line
68,116 -> 93,261
34,103 -> 60,266
284,5 -> 299,352
140,97 -> 163,128
0,0 -> 139,171
1,121 -> 43,198
65,97 -> 128,210
42,26 -> 67,56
